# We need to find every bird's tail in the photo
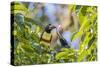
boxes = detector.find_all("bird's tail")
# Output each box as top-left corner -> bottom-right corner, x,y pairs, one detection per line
56,27 -> 70,48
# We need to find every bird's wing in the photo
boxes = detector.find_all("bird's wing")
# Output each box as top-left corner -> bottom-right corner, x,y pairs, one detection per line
56,30 -> 70,48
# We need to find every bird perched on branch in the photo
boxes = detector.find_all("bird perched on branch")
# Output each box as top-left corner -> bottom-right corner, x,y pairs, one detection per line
40,24 -> 56,48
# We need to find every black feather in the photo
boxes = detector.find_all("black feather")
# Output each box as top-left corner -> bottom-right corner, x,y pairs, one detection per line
56,29 -> 70,48
59,37 -> 70,48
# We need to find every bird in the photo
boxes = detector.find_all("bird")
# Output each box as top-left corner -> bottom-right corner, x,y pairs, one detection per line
40,24 -> 56,48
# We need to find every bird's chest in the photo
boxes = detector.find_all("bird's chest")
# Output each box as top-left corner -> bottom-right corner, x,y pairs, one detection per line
42,32 -> 52,41
40,32 -> 52,47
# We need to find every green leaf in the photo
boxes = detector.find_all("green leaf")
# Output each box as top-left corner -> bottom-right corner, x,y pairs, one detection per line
55,52 -> 68,60
11,2 -> 27,12
78,50 -> 87,62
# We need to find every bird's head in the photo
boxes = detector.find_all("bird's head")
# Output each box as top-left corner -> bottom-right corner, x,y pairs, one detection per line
45,24 -> 56,33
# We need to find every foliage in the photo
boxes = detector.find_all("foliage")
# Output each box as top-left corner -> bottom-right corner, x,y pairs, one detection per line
11,2 -> 97,65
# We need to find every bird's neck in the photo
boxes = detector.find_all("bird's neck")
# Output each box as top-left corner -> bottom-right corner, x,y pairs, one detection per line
46,31 -> 51,33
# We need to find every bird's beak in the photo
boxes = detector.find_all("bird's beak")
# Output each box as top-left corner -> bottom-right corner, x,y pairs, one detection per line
50,25 -> 56,29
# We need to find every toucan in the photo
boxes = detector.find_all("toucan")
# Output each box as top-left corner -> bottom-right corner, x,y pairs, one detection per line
40,24 -> 56,48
